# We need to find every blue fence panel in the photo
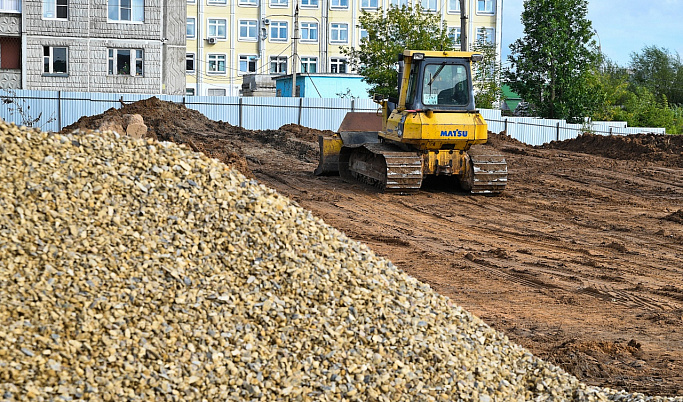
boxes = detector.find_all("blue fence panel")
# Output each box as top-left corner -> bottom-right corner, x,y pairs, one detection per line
186,96 -> 240,125
242,97 -> 299,130
300,98 -> 352,132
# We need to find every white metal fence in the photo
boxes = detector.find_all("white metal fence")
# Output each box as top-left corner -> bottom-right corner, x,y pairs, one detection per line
0,89 -> 668,146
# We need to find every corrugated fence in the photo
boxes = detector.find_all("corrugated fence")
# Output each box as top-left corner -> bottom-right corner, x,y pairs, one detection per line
0,89 -> 667,146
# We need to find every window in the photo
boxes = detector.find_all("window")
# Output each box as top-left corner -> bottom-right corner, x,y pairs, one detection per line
361,0 -> 377,9
270,56 -> 287,74
270,0 -> 287,6
447,0 -> 460,13
330,23 -> 348,44
390,0 -> 407,6
422,63 -> 469,106
421,0 -> 436,12
0,0 -> 21,12
108,49 -> 143,76
107,0 -> 143,22
330,57 -> 347,73
239,20 -> 257,40
270,21 -> 287,41
43,46 -> 67,74
300,22 -> 318,42
186,18 -> 196,39
186,88 -> 195,96
239,55 -> 257,73
476,27 -> 494,44
208,54 -> 226,73
208,88 -> 226,96
301,0 -> 318,7
207,0 -> 225,5
448,27 -> 461,44
477,0 -> 493,14
239,0 -> 256,5
300,57 -> 317,73
359,28 -> 368,43
330,0 -> 347,8
43,0 -> 67,19
186,53 -> 195,73
208,19 -> 227,39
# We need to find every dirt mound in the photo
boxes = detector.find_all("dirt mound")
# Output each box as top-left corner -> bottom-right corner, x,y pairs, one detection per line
664,209 -> 683,224
279,123 -> 335,143
61,97 -> 251,177
541,132 -> 683,167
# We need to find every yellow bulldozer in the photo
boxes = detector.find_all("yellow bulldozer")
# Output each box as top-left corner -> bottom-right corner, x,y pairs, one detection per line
314,50 -> 507,194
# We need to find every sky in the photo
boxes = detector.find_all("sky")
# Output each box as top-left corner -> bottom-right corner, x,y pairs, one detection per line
501,0 -> 683,67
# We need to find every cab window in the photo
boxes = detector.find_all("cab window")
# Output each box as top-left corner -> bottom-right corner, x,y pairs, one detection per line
422,63 -> 469,106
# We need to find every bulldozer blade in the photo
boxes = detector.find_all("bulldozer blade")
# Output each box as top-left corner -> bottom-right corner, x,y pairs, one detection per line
314,135 -> 344,176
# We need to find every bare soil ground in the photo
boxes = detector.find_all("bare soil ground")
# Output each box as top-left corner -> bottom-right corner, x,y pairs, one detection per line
66,98 -> 683,397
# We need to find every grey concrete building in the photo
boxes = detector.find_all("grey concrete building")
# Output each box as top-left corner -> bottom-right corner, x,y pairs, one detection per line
0,0 -> 186,94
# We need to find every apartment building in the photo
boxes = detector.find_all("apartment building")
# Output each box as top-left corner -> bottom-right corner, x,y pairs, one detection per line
185,0 -> 502,96
0,0 -> 186,94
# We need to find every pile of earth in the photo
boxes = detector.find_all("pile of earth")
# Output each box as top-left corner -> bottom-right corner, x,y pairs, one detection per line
541,132 -> 683,167
61,98 -> 327,177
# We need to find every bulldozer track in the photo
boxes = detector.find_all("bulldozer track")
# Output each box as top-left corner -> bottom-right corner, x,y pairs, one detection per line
339,144 -> 423,193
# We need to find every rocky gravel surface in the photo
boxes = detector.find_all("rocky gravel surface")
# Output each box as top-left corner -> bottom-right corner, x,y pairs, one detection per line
0,120 -> 681,401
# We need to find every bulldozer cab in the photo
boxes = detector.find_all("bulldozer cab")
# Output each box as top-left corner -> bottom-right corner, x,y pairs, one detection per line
398,50 -> 480,112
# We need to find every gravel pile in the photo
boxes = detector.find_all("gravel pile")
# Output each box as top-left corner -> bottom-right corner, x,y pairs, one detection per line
0,120 -> 680,401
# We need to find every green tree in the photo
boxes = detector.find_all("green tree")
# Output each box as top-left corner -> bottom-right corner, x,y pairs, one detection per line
341,4 -> 454,98
629,45 -> 683,105
471,28 -> 503,109
504,0 -> 601,122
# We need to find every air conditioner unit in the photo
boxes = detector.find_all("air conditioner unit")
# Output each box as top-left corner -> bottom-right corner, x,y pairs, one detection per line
262,18 -> 271,25
207,37 -> 217,44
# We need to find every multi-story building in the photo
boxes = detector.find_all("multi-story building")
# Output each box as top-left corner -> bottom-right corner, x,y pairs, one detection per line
0,0 -> 186,94
185,0 -> 502,96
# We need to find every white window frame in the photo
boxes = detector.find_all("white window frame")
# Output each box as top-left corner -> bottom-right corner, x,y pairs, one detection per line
186,17 -> 196,39
300,56 -> 317,73
238,19 -> 258,41
239,0 -> 256,6
358,28 -> 368,45
270,0 -> 287,6
0,0 -> 22,12
107,0 -> 143,22
300,22 -> 318,42
208,88 -> 226,96
390,0 -> 407,7
360,0 -> 378,9
448,27 -> 461,45
186,88 -> 195,96
476,0 -> 493,14
239,54 -> 258,74
270,21 -> 288,42
43,46 -> 68,75
270,56 -> 287,74
43,0 -> 67,19
330,57 -> 347,74
476,27 -> 494,44
107,48 -> 143,76
300,0 -> 318,7
447,0 -> 460,13
208,18 -> 227,39
207,53 -> 227,74
330,23 -> 348,44
330,0 -> 348,9
207,0 -> 225,5
186,53 -> 195,73
186,0 -> 195,4
421,0 -> 436,12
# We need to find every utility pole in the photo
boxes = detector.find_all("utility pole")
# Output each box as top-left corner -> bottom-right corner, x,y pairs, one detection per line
291,3 -> 299,97
459,0 -> 467,51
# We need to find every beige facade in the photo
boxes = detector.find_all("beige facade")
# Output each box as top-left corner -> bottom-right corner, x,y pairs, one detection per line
185,0 -> 502,96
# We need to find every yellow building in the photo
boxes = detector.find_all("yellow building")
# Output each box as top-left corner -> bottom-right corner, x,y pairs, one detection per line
185,0 -> 502,96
